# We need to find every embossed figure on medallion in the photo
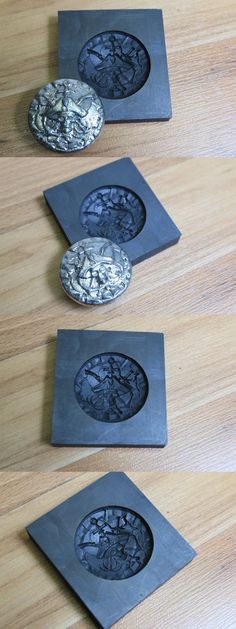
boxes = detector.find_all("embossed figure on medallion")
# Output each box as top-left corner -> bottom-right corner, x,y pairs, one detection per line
80,186 -> 146,243
28,79 -> 104,152
75,506 -> 153,580
78,31 -> 150,99
60,237 -> 132,305
74,352 -> 148,421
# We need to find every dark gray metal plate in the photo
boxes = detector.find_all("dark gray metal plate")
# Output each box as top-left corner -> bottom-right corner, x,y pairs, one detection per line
26,472 -> 197,629
44,158 -> 181,265
51,329 -> 167,447
58,10 -> 172,122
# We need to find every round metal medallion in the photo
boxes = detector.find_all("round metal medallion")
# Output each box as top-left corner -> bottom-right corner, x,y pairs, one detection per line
60,237 -> 132,306
28,79 -> 104,152
75,506 -> 153,580
74,352 -> 148,422
78,31 -> 150,99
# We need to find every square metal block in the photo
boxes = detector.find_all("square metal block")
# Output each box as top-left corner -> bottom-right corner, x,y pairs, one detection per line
58,10 -> 172,122
51,329 -> 167,447
44,158 -> 181,265
27,472 -> 196,629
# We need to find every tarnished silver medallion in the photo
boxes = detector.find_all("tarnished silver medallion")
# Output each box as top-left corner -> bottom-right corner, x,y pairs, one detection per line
28,79 -> 104,152
60,237 -> 132,306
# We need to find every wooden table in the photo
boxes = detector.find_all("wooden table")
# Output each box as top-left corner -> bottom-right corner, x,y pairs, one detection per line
0,312 -> 235,472
0,0 -> 235,157
0,471 -> 235,628
0,157 -> 235,472
1,157 -> 235,317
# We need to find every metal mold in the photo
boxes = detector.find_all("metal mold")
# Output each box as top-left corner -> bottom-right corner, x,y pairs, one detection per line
58,10 -> 172,122
26,472 -> 197,629
44,158 -> 181,265
51,329 -> 167,447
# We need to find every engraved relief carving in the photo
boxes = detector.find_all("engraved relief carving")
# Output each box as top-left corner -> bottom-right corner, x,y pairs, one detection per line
78,31 -> 150,99
60,238 -> 131,305
80,186 -> 146,243
75,506 -> 153,579
74,352 -> 148,421
28,79 -> 104,152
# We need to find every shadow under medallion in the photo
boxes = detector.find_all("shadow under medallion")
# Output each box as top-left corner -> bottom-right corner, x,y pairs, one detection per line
75,506 -> 153,580
74,352 -> 148,422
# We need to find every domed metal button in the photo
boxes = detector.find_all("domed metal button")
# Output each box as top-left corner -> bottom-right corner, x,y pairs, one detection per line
60,237 -> 132,306
28,79 -> 104,152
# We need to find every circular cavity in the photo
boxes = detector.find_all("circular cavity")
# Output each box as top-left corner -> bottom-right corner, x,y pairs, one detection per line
80,185 -> 146,243
75,506 -> 153,580
74,352 -> 148,422
60,237 -> 132,306
78,30 -> 150,99
28,79 -> 104,152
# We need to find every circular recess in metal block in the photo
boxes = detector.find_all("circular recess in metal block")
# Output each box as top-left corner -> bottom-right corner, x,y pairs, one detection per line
74,352 -> 148,422
78,31 -> 150,99
80,185 -> 146,243
75,506 -> 153,579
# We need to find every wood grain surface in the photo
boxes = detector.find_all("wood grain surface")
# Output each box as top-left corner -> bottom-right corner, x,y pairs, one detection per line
0,313 -> 235,472
1,157 -> 235,317
0,0 -> 235,157
0,471 -> 235,628
0,157 -> 235,472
